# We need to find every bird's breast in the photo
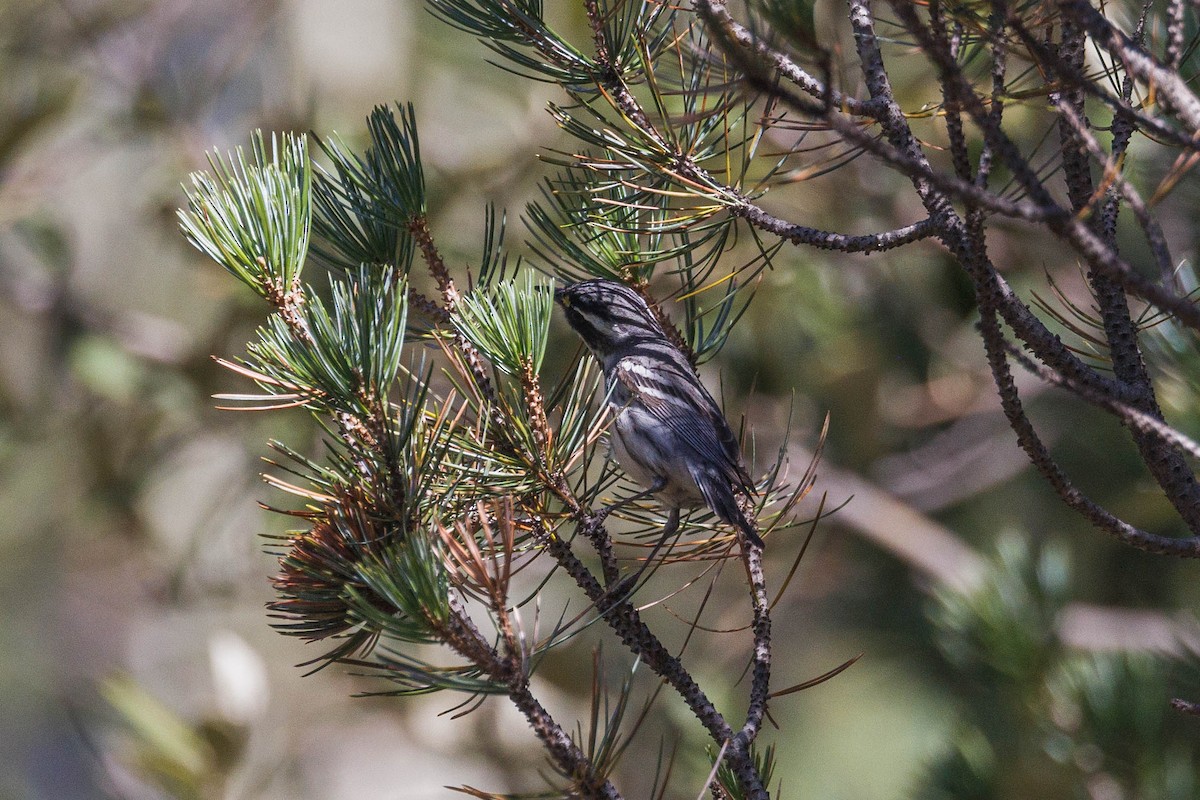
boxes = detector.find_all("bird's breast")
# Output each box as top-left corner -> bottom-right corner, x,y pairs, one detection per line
609,408 -> 705,508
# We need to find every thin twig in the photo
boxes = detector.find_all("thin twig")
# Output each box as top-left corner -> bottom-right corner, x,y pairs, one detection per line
736,539 -> 771,749
1004,340 -> 1200,461
534,519 -> 743,747
976,303 -> 1200,557
889,0 -> 1200,332
732,207 -> 939,253
697,0 -> 1145,412
1060,0 -> 1200,131
1049,19 -> 1200,531
443,593 -> 624,799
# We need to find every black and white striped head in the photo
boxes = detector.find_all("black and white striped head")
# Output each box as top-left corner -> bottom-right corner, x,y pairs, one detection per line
555,279 -> 667,359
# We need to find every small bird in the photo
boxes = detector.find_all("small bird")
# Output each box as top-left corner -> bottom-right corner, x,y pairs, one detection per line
555,279 -> 763,548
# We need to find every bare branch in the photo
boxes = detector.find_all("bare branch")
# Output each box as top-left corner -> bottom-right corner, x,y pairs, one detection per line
977,302 -> 1200,557
1059,0 -> 1200,132
737,540 -> 771,750
1048,19 -> 1200,531
443,593 -> 624,799
732,206 -> 939,253
697,1 -> 880,118
1005,340 -> 1200,462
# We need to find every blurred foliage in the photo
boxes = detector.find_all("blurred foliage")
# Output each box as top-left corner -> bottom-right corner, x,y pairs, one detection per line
930,537 -> 1070,687
99,674 -> 246,800
917,539 -> 1200,799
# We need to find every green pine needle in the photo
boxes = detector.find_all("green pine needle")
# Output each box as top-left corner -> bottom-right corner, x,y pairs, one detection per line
713,742 -> 775,800
427,0 -> 594,85
243,266 -> 408,417
349,533 -> 451,646
312,103 -> 425,270
179,131 -> 311,298
452,272 -> 554,376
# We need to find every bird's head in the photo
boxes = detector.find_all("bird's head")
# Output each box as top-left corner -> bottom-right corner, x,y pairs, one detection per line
555,279 -> 667,359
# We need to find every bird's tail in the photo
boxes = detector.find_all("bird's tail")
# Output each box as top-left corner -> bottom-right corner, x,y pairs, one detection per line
729,502 -> 765,548
692,465 -> 765,548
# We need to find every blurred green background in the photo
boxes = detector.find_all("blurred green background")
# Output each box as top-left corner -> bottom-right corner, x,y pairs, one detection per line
2,1 -> 1198,798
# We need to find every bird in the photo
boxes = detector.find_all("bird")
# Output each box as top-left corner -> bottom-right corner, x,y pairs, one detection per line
555,278 -> 763,549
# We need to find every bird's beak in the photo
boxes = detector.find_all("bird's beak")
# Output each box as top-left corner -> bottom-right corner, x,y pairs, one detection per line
553,287 -> 568,307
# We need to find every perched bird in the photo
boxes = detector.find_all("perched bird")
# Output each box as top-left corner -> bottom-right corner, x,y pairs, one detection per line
555,279 -> 763,548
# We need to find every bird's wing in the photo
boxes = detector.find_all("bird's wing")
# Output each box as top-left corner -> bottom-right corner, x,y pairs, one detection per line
613,356 -> 754,494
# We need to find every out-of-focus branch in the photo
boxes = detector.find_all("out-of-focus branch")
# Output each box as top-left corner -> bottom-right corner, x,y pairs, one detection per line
1170,697 -> 1200,716
795,443 -> 1200,649
789,445 -> 988,592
